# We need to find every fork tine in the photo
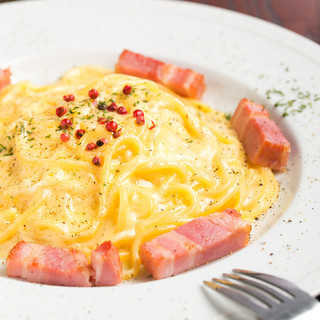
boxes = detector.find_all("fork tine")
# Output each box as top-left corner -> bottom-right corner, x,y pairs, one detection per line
233,269 -> 311,298
213,277 -> 279,308
223,273 -> 289,302
203,280 -> 267,315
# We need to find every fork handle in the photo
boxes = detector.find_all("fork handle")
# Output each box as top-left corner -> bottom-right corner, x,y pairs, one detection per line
295,302 -> 320,319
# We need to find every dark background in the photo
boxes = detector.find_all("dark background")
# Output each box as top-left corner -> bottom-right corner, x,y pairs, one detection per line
183,0 -> 320,44
0,0 -> 319,44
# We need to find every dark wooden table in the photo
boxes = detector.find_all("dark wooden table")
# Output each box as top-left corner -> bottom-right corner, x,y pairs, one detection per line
183,0 -> 320,44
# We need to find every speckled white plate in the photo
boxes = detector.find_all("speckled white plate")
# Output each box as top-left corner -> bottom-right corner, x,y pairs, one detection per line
0,0 -> 320,319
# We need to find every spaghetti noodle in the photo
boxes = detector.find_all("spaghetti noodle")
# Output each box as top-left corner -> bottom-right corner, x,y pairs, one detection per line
0,66 -> 279,279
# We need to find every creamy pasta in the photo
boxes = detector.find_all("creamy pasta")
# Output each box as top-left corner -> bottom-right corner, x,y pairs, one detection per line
0,66 -> 279,279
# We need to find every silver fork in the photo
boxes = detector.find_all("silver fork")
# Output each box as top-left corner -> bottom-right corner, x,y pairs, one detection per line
204,269 -> 319,319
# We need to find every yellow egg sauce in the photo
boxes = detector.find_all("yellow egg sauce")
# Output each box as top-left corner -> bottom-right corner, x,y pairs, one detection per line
0,66 -> 279,279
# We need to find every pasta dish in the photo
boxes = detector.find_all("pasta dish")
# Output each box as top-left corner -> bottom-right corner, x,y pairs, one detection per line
0,65 -> 279,279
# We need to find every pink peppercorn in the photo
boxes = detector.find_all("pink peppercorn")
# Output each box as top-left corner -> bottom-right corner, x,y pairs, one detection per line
56,106 -> 67,117
133,109 -> 144,118
113,129 -> 122,139
86,143 -> 96,151
136,115 -> 145,125
107,102 -> 118,112
92,156 -> 101,166
88,89 -> 99,99
123,85 -> 132,95
61,118 -> 72,129
63,94 -> 75,102
97,117 -> 108,125
75,129 -> 86,139
60,133 -> 70,142
117,106 -> 127,115
105,121 -> 118,132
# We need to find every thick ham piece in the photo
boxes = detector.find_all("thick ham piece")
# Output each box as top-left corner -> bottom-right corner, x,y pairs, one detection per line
115,50 -> 164,83
6,241 -> 123,286
140,209 -> 251,280
91,241 -> 122,286
115,50 -> 206,99
6,241 -> 92,287
231,98 -> 269,140
231,98 -> 291,171
0,68 -> 11,90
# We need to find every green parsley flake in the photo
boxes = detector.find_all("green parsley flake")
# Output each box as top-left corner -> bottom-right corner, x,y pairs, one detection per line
267,87 -> 320,117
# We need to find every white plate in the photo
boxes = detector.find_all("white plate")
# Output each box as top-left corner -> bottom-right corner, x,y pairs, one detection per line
0,0 -> 320,319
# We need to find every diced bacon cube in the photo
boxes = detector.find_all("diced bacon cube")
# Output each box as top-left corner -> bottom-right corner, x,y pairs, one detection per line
143,231 -> 201,280
0,68 -> 11,90
231,98 -> 269,140
206,208 -> 251,249
115,50 -> 206,99
174,217 -> 232,267
140,209 -> 251,280
207,208 -> 250,233
161,64 -> 206,99
140,241 -> 175,280
6,241 -> 92,287
241,116 -> 291,171
115,49 -> 164,83
231,98 -> 291,171
91,241 -> 122,286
